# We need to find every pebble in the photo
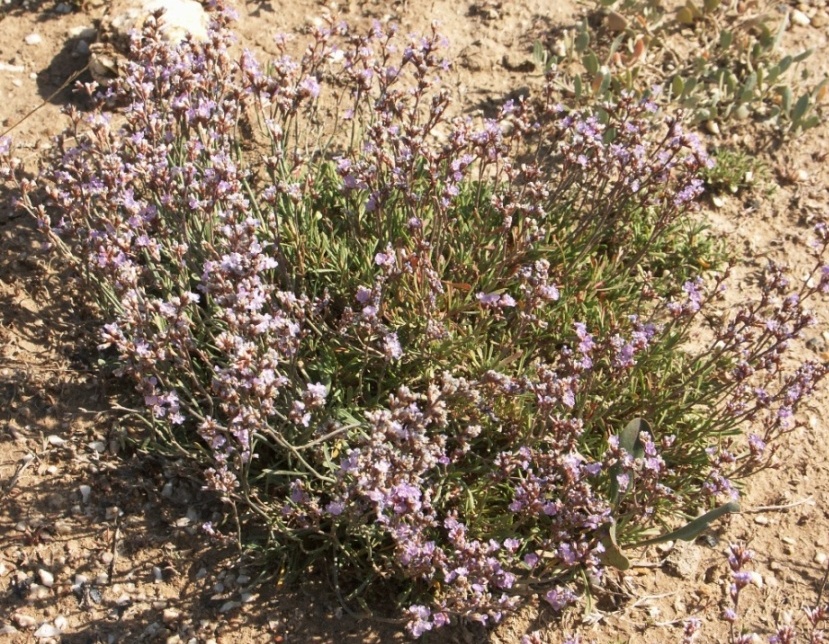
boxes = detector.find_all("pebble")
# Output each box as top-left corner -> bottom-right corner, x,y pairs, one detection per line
55,1 -> 72,12
79,485 -> 91,503
33,623 -> 60,638
813,12 -> 828,28
28,583 -> 51,600
782,536 -> 796,545
153,566 -> 163,583
12,613 -> 36,628
38,569 -> 54,588
47,435 -> 66,446
89,440 -> 106,454
792,9 -> 811,26
770,560 -> 782,572
162,608 -> 180,624
24,33 -> 42,46
67,25 -> 97,40
219,601 -> 241,613
54,616 -> 67,630
105,506 -> 121,521
754,515 -> 769,525
0,625 -> 19,635
75,40 -> 90,56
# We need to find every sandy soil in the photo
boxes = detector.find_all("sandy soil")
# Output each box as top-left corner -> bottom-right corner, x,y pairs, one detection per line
3,0 -> 829,642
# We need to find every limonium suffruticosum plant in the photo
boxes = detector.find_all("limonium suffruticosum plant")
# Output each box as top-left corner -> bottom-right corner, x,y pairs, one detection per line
6,6 -> 829,636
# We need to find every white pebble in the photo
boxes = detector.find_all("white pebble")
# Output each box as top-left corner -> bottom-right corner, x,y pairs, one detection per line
24,33 -> 42,46
54,616 -> 67,630
79,485 -> 91,503
219,601 -> 241,613
38,569 -> 54,588
34,623 -> 60,638
47,435 -> 66,446
12,613 -> 36,628
89,440 -> 106,453
754,515 -> 769,525
792,9 -> 811,26
815,552 -> 828,565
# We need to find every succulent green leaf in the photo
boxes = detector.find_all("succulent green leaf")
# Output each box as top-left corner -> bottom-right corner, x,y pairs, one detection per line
583,51 -> 600,75
780,86 -> 793,117
671,75 -> 684,97
792,93 -> 810,123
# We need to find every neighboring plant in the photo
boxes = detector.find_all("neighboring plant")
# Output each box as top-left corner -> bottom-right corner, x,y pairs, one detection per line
534,0 -> 827,133
5,8 -> 829,637
701,147 -> 770,196
680,543 -> 829,643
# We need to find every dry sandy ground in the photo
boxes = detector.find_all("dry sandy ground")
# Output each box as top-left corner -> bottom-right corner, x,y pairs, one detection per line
3,0 -> 829,642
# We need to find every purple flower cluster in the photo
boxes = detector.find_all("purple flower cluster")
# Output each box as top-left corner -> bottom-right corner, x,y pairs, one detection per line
5,8 -> 829,639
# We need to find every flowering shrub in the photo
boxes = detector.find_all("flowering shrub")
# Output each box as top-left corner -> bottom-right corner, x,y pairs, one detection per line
5,6 -> 829,636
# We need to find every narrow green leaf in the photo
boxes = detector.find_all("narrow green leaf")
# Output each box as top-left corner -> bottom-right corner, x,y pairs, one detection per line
794,48 -> 813,63
633,502 -> 740,546
599,522 -> 631,570
619,418 -> 648,459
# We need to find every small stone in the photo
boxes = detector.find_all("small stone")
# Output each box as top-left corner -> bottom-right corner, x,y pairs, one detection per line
195,568 -> 207,580
67,25 -> 97,40
13,614 -> 36,628
75,40 -> 90,56
29,584 -> 51,600
24,33 -> 42,46
55,2 -> 72,12
34,623 -> 60,638
754,515 -> 769,525
38,569 -> 54,588
153,566 -> 163,583
79,485 -> 91,503
0,625 -> 19,635
162,608 -> 180,624
705,120 -> 720,136
816,552 -> 828,565
792,9 -> 811,26
152,601 -> 168,610
89,440 -> 106,453
105,506 -> 121,521
782,536 -> 796,545
219,601 -> 241,613
236,575 -> 250,585
241,592 -> 257,604
54,616 -> 67,630
161,482 -> 174,498
812,12 -> 828,28
101,552 -> 114,565
47,435 -> 66,446
95,573 -> 109,585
